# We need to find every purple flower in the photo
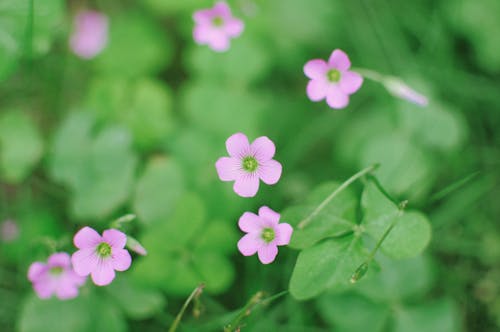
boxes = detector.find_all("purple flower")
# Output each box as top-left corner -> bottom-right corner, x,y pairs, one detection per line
71,227 -> 132,286
70,10 -> 108,59
193,1 -> 244,52
28,252 -> 86,300
304,49 -> 363,109
215,133 -> 282,197
237,206 -> 293,264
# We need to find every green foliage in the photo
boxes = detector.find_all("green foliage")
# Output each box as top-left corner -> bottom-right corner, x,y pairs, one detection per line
48,112 -> 137,220
0,111 -> 43,183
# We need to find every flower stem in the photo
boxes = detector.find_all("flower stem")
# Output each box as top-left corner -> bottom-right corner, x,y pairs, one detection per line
168,284 -> 205,332
298,164 -> 379,230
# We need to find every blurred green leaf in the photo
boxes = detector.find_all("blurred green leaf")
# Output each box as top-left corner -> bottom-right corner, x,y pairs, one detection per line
394,299 -> 461,332
0,111 -> 43,183
48,112 -> 137,220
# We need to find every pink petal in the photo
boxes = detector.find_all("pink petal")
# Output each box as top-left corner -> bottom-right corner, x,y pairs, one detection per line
33,281 -> 55,299
213,1 -> 231,17
251,136 -> 276,162
193,25 -> 213,44
74,226 -> 101,249
328,49 -> 351,71
91,260 -> 116,286
102,229 -> 127,249
111,249 -> 132,271
209,34 -> 230,52
238,212 -> 262,233
306,79 -> 329,101
226,133 -> 250,158
276,223 -> 293,246
224,18 -> 244,37
233,174 -> 260,197
257,244 -> 278,264
71,248 -> 98,276
47,252 -> 71,268
193,9 -> 213,24
326,87 -> 349,109
28,262 -> 47,282
258,159 -> 282,185
339,71 -> 363,94
304,59 -> 328,79
237,234 -> 261,256
258,206 -> 280,225
55,277 -> 79,300
216,157 -> 240,181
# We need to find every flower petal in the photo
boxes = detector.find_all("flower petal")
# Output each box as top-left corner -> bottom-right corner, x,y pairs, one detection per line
33,281 -> 55,299
328,49 -> 351,70
304,59 -> 328,79
47,252 -> 71,268
306,79 -> 329,101
102,229 -> 127,249
237,234 -> 261,256
55,277 -> 80,300
209,34 -> 230,52
71,248 -> 98,276
339,71 -> 363,94
111,249 -> 132,272
193,9 -> 213,24
326,87 -> 349,109
213,1 -> 231,17
257,244 -> 278,264
28,262 -> 47,282
238,212 -> 262,233
74,226 -> 101,249
276,223 -> 293,246
233,174 -> 260,197
251,136 -> 276,162
91,260 -> 116,286
259,160 -> 282,185
216,157 -> 240,181
258,206 -> 280,225
226,132 -> 250,158
224,18 -> 244,37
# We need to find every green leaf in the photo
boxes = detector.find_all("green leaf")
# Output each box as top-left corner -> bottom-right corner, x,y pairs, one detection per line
283,182 -> 357,249
133,157 -> 186,226
106,275 -> 166,320
362,181 -> 431,259
94,13 -> 172,77
0,111 -> 43,182
192,251 -> 235,293
394,299 -> 461,332
289,235 -> 367,300
317,291 -> 389,332
48,112 -> 137,220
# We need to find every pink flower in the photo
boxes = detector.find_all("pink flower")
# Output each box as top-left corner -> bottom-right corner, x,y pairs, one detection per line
1,219 -> 19,242
193,1 -> 244,52
28,252 -> 86,300
237,206 -> 293,264
71,227 -> 132,286
304,49 -> 363,109
215,133 -> 282,197
70,10 -> 108,59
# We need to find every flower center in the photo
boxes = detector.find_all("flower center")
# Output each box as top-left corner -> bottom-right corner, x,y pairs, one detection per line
96,242 -> 112,258
242,156 -> 258,172
326,69 -> 341,82
49,266 -> 64,275
261,228 -> 275,243
212,16 -> 224,27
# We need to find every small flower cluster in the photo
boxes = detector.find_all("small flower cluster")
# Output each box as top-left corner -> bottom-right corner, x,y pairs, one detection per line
28,227 -> 132,300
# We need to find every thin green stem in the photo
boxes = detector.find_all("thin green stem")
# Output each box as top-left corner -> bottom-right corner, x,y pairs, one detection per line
351,67 -> 385,82
298,164 -> 379,230
429,171 -> 480,203
168,284 -> 205,332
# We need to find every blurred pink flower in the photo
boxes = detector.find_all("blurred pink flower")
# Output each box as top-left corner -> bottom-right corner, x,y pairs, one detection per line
71,227 -> 131,286
216,133 -> 282,197
237,206 -> 293,264
70,10 -> 108,59
193,1 -> 244,52
1,219 -> 19,242
304,49 -> 363,109
28,252 -> 86,300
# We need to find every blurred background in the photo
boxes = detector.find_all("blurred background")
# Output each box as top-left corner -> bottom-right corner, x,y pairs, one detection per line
0,0 -> 499,331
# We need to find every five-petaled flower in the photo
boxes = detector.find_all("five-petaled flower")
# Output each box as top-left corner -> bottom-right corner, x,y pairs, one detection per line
71,227 -> 132,286
237,206 -> 293,264
70,10 -> 109,59
193,1 -> 244,52
28,252 -> 86,300
216,133 -> 282,197
304,49 -> 363,109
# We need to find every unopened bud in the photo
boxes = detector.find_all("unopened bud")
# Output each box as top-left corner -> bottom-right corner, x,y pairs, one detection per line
350,262 -> 369,283
126,236 -> 147,256
384,77 -> 428,107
